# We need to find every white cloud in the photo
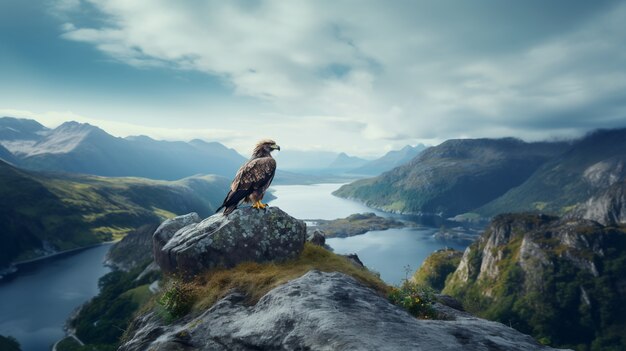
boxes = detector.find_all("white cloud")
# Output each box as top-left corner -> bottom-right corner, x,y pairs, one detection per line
52,0 -> 626,154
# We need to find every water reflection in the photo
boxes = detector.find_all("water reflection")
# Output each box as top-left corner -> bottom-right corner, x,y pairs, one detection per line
268,183 -> 476,285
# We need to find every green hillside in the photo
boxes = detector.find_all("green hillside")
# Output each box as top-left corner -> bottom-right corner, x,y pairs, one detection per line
0,160 -> 229,268
477,129 -> 626,216
334,138 -> 567,216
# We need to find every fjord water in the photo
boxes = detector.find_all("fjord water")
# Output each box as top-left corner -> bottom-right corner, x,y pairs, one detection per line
269,183 -> 468,285
0,244 -> 112,351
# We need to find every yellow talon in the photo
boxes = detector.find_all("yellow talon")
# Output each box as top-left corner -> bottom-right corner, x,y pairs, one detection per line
252,201 -> 268,209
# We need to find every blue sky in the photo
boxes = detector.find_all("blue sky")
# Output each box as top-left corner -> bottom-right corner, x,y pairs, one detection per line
1,0 -> 625,156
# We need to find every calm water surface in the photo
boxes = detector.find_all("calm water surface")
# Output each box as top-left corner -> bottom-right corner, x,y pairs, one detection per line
269,183 -> 382,220
269,183 -> 469,285
0,244 -> 112,351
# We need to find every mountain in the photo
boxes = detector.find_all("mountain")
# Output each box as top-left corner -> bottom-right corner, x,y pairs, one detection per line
0,117 -> 246,180
0,117 -> 48,141
432,213 -> 626,350
0,159 -> 229,269
327,152 -> 369,171
477,129 -> 626,217
334,138 -> 568,216
567,180 -> 626,226
352,144 -> 427,175
0,144 -> 16,164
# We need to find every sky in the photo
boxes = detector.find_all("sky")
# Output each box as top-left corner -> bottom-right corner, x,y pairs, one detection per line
1,0 -> 625,157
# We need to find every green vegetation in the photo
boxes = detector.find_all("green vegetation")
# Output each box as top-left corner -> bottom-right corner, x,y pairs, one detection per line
0,160 -> 228,268
477,129 -> 626,217
412,248 -> 463,291
69,263 -> 160,350
388,279 -> 437,319
190,243 -> 389,310
439,214 -> 626,351
158,280 -> 196,321
0,335 -> 20,351
310,212 -> 406,237
56,337 -> 94,351
334,138 -> 566,216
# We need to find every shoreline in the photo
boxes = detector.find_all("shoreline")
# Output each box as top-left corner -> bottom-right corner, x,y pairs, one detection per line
0,241 -> 117,281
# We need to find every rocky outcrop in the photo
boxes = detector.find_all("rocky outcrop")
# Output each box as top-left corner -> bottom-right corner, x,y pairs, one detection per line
105,223 -> 160,271
120,270 -> 563,351
154,208 -> 306,275
441,213 -> 626,349
569,181 -> 626,226
153,212 -> 202,267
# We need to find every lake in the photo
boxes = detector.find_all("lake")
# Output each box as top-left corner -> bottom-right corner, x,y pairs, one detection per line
0,244 -> 112,351
269,183 -> 469,285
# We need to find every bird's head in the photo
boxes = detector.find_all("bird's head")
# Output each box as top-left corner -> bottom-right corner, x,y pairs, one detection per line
252,139 -> 280,158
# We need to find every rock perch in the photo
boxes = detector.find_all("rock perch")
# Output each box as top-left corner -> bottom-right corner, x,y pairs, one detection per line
154,207 -> 306,275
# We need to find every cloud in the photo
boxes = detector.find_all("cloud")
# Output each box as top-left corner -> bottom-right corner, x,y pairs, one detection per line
55,0 -> 626,151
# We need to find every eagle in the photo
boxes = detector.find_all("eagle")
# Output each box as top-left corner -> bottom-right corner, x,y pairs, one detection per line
216,139 -> 280,215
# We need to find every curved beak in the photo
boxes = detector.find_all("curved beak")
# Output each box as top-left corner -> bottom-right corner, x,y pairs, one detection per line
272,144 -> 281,151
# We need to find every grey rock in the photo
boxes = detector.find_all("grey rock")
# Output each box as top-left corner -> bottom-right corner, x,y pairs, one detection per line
153,213 -> 202,271
306,229 -> 326,246
155,207 -> 306,275
342,253 -> 365,268
119,270 -> 565,351
106,223 -> 160,271
568,181 -> 626,226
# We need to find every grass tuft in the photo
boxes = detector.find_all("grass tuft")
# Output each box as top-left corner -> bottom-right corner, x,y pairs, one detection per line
173,243 -> 391,311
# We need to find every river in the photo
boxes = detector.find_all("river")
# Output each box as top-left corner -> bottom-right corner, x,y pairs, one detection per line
268,183 -> 469,285
0,244 -> 112,351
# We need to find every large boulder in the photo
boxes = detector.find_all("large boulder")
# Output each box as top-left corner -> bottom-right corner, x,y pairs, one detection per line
119,270 -> 565,351
154,207 -> 306,275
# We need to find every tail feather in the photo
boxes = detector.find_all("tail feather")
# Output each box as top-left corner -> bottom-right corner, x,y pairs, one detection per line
216,189 -> 249,215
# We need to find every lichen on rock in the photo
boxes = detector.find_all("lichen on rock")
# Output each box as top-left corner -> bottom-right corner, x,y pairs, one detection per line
154,207 -> 306,276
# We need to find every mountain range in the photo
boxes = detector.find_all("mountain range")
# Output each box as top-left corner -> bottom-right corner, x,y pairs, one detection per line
0,117 -> 424,180
334,137 -> 569,216
273,146 -> 426,178
335,129 -> 626,219
0,117 -> 246,180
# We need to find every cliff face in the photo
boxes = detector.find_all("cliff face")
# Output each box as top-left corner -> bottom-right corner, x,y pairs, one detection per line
568,181 -> 626,226
113,208 -> 567,351
443,213 -> 626,349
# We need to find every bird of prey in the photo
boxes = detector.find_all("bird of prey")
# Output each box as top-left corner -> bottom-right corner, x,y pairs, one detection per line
216,139 -> 280,215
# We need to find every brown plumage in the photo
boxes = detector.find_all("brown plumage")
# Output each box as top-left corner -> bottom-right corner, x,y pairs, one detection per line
216,139 -> 280,215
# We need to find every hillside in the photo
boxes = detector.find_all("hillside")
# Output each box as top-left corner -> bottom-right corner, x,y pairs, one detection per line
0,117 -> 246,180
0,144 -> 16,164
334,138 -> 568,216
353,144 -> 426,176
0,160 -> 229,269
477,129 -> 626,217
436,213 -> 626,350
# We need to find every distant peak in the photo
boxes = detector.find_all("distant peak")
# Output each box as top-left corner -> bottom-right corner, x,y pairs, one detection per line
55,121 -> 102,133
126,135 -> 154,142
